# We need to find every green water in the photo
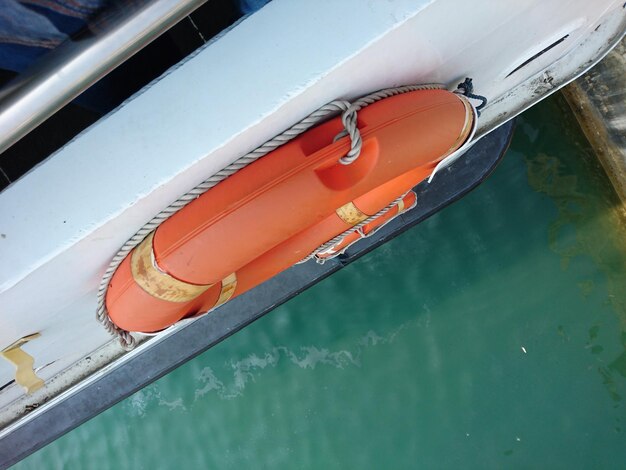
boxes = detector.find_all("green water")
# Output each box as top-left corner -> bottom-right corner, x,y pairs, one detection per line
16,95 -> 626,469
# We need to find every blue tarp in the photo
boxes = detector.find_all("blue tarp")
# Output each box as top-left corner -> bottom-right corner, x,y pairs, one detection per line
0,0 -> 269,112
0,0 -> 270,73
0,0 -> 113,72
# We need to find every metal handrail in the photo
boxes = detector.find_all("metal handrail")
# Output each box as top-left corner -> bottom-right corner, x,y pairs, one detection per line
0,0 -> 207,155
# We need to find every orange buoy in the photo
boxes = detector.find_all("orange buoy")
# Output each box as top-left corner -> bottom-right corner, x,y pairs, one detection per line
106,89 -> 475,332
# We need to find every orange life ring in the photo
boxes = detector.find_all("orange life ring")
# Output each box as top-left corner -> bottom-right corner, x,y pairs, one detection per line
106,89 -> 475,332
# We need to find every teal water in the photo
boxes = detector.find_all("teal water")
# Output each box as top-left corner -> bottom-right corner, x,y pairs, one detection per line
16,95 -> 626,469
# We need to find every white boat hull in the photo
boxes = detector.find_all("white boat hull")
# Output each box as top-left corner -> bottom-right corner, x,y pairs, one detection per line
0,0 -> 624,427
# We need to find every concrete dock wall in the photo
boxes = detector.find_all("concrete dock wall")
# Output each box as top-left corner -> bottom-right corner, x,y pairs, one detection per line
563,37 -> 626,206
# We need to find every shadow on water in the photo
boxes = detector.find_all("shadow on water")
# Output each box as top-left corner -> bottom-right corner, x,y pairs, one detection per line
15,94 -> 626,469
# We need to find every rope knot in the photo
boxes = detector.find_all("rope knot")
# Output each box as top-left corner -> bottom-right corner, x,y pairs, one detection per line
455,77 -> 487,115
338,104 -> 362,165
456,77 -> 475,95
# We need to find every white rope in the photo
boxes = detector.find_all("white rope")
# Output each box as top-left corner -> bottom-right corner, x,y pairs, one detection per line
296,193 -> 409,264
96,83 -> 446,349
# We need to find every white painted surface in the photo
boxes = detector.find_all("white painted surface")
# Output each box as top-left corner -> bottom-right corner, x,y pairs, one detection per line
0,0 -> 624,417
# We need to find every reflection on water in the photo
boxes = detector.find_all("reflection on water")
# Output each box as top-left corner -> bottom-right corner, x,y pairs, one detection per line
15,95 -> 626,469
127,320 -> 415,411
520,98 -> 626,407
525,144 -> 626,320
